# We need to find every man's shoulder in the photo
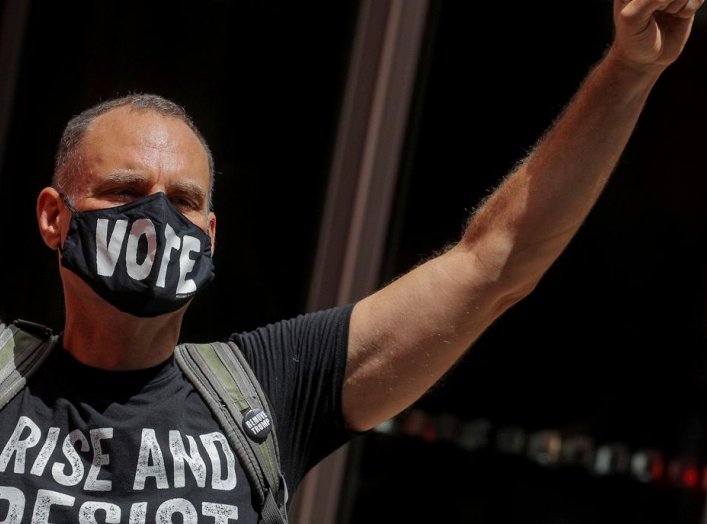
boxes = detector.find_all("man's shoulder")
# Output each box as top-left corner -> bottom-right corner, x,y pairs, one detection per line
229,303 -> 356,345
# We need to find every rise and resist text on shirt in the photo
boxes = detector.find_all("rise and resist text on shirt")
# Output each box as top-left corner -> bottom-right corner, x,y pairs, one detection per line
0,416 -> 241,523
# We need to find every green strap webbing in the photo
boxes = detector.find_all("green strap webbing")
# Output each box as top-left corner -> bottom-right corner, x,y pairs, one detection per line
175,342 -> 288,524
0,322 -> 57,410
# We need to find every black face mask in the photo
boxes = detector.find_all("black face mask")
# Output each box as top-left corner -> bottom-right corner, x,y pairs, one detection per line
59,192 -> 215,317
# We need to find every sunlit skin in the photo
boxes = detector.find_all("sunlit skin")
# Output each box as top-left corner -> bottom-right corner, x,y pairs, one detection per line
36,106 -> 216,371
32,0 -> 704,434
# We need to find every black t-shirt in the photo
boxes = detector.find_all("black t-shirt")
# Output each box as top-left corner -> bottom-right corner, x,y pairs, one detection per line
0,305 -> 354,523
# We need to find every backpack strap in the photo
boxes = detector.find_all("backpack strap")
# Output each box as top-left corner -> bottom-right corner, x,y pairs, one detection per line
0,320 -> 58,409
175,341 -> 288,524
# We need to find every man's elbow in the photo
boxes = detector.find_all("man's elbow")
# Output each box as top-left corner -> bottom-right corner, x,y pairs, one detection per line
492,280 -> 538,318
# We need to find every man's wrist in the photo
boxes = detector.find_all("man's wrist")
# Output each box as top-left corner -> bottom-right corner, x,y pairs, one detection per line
596,45 -> 665,97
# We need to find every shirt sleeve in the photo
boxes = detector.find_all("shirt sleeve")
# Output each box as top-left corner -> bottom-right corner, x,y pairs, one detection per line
229,303 -> 357,490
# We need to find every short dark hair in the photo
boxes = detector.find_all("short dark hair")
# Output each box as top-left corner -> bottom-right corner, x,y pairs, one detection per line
53,94 -> 215,208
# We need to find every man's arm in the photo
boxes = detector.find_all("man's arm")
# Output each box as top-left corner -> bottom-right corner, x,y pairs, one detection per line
343,0 -> 704,432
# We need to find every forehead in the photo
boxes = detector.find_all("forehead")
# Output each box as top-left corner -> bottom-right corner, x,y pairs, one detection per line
79,106 -> 210,190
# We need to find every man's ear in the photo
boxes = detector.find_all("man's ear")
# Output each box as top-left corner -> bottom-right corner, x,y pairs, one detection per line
208,211 -> 217,256
37,187 -> 67,250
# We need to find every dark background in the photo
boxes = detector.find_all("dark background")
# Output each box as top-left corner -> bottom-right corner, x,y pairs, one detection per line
349,3 -> 707,523
1,1 -> 706,523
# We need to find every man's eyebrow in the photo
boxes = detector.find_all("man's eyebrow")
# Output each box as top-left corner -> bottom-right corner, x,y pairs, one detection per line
97,170 -> 153,186
170,179 -> 207,203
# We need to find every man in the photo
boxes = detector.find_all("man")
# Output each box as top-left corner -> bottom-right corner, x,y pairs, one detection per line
0,0 -> 702,521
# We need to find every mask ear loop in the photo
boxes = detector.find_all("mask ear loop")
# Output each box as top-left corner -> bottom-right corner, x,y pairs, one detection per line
57,193 -> 76,255
60,193 -> 77,214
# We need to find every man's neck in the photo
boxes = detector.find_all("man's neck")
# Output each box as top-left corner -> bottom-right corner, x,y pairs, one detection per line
62,298 -> 185,370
